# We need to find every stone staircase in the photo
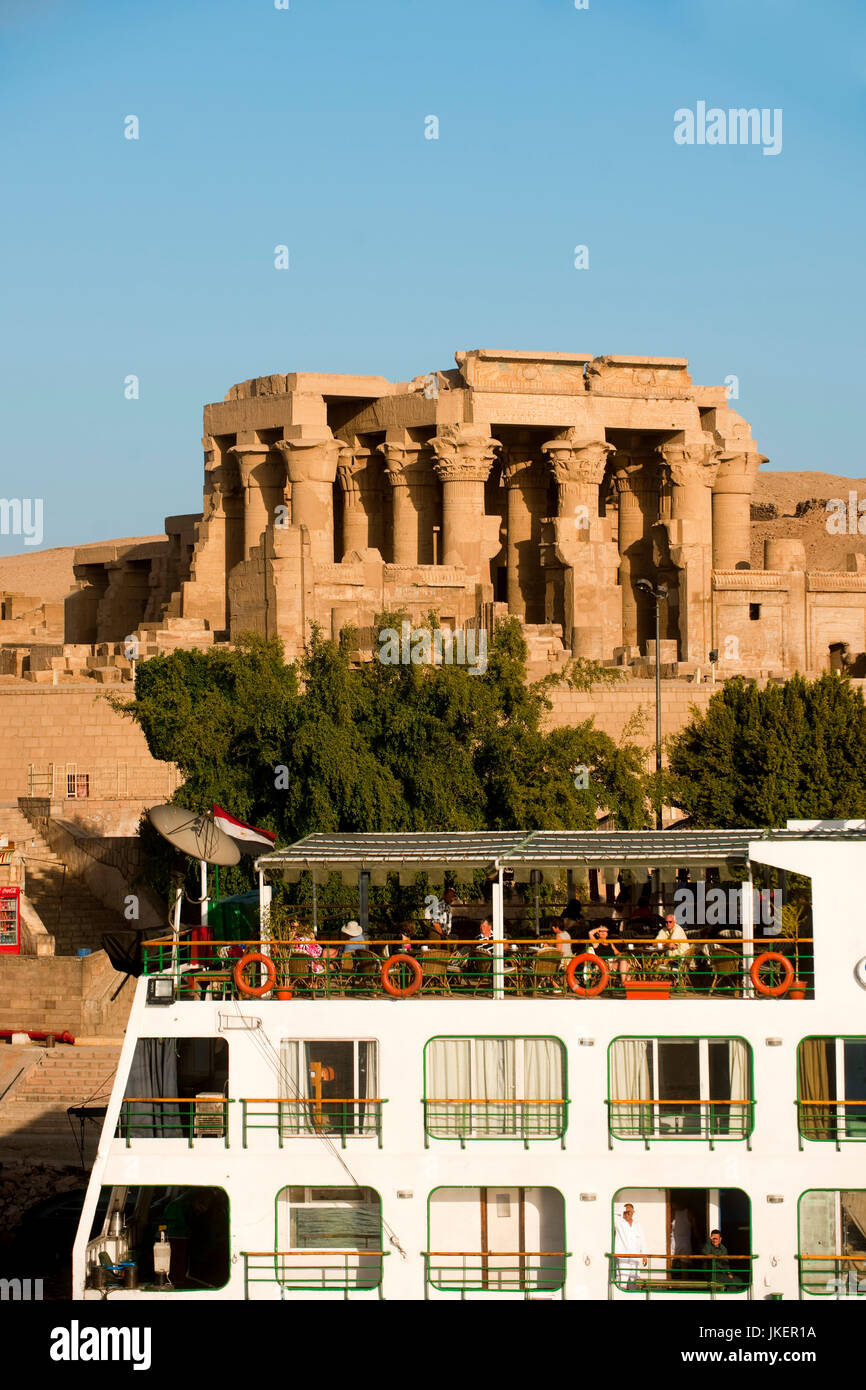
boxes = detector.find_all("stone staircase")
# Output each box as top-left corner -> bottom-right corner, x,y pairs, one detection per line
2,807 -> 127,955
0,1043 -> 122,1164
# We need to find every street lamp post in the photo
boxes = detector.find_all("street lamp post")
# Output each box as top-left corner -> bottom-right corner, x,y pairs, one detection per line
635,579 -> 668,830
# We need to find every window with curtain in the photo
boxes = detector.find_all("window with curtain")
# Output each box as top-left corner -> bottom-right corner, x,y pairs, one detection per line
424,1037 -> 566,1141
274,1186 -> 382,1290
799,1189 -> 866,1295
608,1038 -> 752,1141
279,1039 -> 378,1137
798,1038 -> 866,1142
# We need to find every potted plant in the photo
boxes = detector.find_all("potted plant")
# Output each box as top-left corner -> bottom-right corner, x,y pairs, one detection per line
622,951 -> 673,1000
780,898 -> 808,998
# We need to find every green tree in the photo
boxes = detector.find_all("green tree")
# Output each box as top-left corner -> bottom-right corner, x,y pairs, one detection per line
666,673 -> 866,827
114,617 -> 650,900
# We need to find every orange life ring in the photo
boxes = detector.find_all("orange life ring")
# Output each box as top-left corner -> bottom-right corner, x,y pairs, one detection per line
381,953 -> 423,998
233,951 -> 277,998
566,951 -> 610,997
750,951 -> 794,997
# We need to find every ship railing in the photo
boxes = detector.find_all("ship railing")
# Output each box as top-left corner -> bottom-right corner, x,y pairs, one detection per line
140,937 -> 814,1001
606,1098 -> 755,1149
796,1099 -> 866,1148
606,1252 -> 755,1296
241,1249 -> 388,1299
422,1098 -> 568,1148
798,1253 -> 866,1297
422,1250 -> 570,1297
116,1097 -> 233,1147
241,1097 -> 386,1148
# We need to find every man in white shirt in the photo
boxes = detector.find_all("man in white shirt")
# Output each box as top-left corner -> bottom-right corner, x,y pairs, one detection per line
655,910 -> 690,959
614,1202 -> 647,1289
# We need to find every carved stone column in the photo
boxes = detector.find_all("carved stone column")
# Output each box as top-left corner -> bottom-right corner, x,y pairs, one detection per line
657,439 -> 720,662
712,451 -> 765,570
502,448 -> 548,620
275,435 -> 342,565
610,437 -> 660,648
430,424 -> 500,572
382,432 -> 439,565
540,430 -> 620,658
228,442 -> 283,561
336,442 -> 381,560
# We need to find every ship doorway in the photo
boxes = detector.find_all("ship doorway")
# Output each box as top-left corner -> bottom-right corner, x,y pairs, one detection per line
481,1186 -> 525,1290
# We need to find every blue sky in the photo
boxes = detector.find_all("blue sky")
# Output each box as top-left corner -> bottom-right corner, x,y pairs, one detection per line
1,0 -> 864,550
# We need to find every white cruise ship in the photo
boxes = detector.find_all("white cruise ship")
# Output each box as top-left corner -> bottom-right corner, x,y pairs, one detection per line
71,823 -> 866,1302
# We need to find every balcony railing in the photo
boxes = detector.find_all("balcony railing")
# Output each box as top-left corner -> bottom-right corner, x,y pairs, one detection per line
423,1098 -> 568,1148
796,1100 -> 866,1147
423,1250 -> 570,1296
241,1250 -> 387,1299
607,1098 -> 754,1148
607,1252 -> 756,1296
241,1098 -> 385,1148
116,1097 -> 233,1147
141,937 -> 814,1001
799,1253 -> 866,1297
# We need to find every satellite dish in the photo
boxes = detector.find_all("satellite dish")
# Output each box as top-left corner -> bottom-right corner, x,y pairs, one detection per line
148,805 -> 241,866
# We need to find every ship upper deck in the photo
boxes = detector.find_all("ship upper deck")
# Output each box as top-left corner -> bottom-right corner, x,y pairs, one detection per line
138,822 -> 866,1006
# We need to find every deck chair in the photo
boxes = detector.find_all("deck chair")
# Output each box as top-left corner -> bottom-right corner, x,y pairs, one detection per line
348,948 -> 381,996
420,953 -> 451,996
704,944 -> 742,995
287,954 -> 311,996
529,951 -> 564,997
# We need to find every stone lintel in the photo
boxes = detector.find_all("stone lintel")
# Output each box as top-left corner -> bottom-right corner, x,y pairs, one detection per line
466,392 -> 699,433
712,572 -> 791,590
457,350 -> 591,396
460,348 -> 595,365
586,355 -> 694,399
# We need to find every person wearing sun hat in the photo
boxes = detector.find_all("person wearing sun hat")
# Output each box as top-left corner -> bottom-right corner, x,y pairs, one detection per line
340,920 -> 367,955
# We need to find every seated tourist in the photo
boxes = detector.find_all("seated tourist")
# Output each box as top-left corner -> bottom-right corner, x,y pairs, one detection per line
391,921 -> 418,957
340,920 -> 368,954
587,921 -> 629,976
553,918 -> 574,958
290,919 -> 325,974
655,910 -> 690,958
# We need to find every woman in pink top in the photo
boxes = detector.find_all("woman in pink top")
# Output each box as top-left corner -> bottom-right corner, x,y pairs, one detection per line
290,919 -> 325,974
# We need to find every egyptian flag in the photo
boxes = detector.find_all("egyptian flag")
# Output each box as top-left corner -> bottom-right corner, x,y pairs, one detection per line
212,804 -> 277,856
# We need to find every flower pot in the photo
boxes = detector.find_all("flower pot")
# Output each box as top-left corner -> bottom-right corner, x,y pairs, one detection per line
623,979 -> 671,1000
275,987 -> 293,1001
788,981 -> 807,999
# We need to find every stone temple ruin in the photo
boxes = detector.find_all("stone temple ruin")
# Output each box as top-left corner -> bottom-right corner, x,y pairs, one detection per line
10,349 -> 866,681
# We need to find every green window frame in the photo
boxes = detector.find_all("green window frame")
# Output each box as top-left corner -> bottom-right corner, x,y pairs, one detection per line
245,1185 -> 386,1297
609,1186 -> 754,1295
422,1035 -> 568,1147
424,1185 -> 569,1296
797,1037 -> 866,1146
606,1035 -> 754,1147
798,1189 -> 866,1298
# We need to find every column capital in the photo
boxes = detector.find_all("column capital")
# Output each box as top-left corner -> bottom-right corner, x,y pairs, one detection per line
657,439 -> 720,489
501,448 -> 548,490
541,429 -> 613,487
228,441 -> 273,485
430,424 -> 500,484
712,450 -> 767,494
274,435 -> 342,485
381,440 -> 427,486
